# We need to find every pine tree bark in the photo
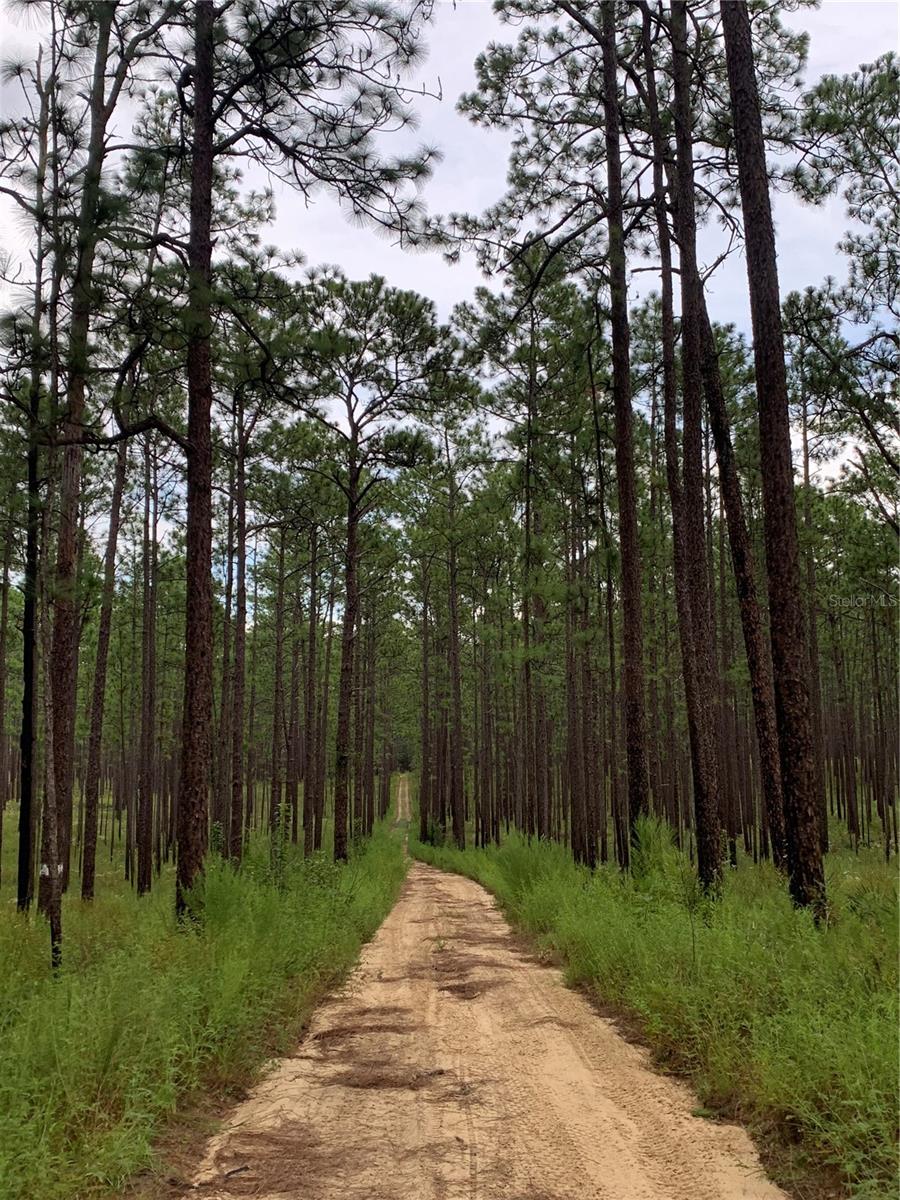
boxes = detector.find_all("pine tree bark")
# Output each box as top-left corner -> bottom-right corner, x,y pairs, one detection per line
137,440 -> 157,895
446,439 -> 466,851
670,0 -> 724,889
176,0 -> 215,916
698,301 -> 787,870
51,3 -> 116,896
270,530 -> 286,836
229,394 -> 248,861
18,56 -> 52,912
334,443 -> 360,862
82,440 -> 127,898
720,0 -> 826,916
302,524 -> 319,855
418,572 -> 432,845
316,572 -> 337,852
641,6 -> 715,880
601,1 -> 650,842
216,460 -> 235,835
0,525 -> 10,882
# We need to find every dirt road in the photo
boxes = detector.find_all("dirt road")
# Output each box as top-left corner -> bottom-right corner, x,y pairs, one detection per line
188,778 -> 785,1199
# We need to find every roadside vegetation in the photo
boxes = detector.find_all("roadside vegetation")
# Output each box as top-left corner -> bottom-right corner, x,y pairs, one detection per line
413,821 -> 898,1199
0,818 -> 407,1200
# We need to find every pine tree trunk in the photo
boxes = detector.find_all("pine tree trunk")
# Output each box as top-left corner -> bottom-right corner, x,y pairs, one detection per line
229,398 -> 247,861
216,458 -> 235,836
137,440 -> 157,895
720,0 -> 826,916
641,8 -> 713,877
419,577 -> 432,844
286,595 -> 302,843
17,67 -> 53,910
51,3 -> 116,900
176,0 -> 215,917
316,574 -> 336,852
601,1 -> 649,843
270,530 -> 286,838
670,0 -> 723,889
0,526 -> 10,883
302,524 -> 318,855
334,449 -> 360,862
446,447 -> 466,851
698,299 -> 787,870
81,442 -> 127,899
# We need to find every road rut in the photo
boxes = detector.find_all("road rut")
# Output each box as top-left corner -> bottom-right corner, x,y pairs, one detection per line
188,778 -> 785,1200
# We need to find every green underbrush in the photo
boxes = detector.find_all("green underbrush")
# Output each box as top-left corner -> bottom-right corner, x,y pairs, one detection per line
0,818 -> 407,1200
412,821 -> 898,1199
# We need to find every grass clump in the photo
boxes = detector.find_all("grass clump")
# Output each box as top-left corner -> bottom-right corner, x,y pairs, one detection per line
412,820 -> 898,1199
0,820 -> 406,1200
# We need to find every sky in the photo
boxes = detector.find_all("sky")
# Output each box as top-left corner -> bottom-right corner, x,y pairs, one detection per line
0,0 -> 898,326
246,0 -> 900,326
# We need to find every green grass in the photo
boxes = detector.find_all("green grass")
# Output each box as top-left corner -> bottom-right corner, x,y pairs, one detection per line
412,820 -> 898,1199
0,815 -> 407,1200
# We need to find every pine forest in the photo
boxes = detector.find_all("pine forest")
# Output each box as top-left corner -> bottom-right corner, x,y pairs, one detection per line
0,3 -> 896,1199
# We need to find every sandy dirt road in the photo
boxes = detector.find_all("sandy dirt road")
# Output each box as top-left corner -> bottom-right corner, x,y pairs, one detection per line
188,777 -> 785,1200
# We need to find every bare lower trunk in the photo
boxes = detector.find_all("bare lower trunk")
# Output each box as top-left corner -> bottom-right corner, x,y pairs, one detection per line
81,442 -> 127,898
334,455 -> 360,862
137,441 -> 157,895
418,579 -> 432,845
601,1 -> 649,843
698,300 -> 787,870
229,403 -> 247,862
671,1 -> 724,888
303,524 -> 318,855
176,0 -> 215,917
721,0 -> 825,916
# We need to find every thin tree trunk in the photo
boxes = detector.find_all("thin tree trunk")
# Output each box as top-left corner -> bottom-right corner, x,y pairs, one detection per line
270,529 -> 287,837
334,446 -> 360,862
176,0 -> 215,917
302,524 -> 318,855
419,575 -> 432,845
51,3 -> 116,898
229,398 -> 247,861
670,0 -> 723,889
137,439 -> 157,895
446,440 -> 466,851
601,1 -> 649,844
698,299 -> 787,870
18,53 -> 52,912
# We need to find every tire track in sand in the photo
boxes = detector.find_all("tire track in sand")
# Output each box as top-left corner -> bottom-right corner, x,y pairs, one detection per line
186,776 -> 786,1200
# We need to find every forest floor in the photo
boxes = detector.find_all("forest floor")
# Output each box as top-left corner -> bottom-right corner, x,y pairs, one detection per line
183,777 -> 785,1200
